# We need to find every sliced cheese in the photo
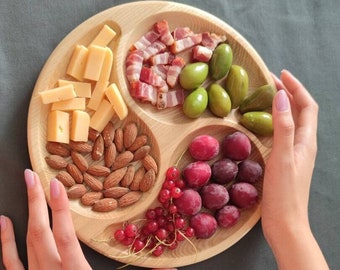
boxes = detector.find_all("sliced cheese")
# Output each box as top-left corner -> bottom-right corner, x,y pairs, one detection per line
90,24 -> 117,47
51,97 -> 86,111
87,47 -> 113,111
58,80 -> 92,98
40,84 -> 76,105
47,110 -> 70,144
90,99 -> 115,132
105,83 -> 128,120
66,45 -> 89,81
71,110 -> 90,142
83,45 -> 107,81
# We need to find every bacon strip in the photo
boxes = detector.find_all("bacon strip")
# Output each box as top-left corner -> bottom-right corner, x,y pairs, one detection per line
130,81 -> 158,105
149,52 -> 174,66
131,30 -> 160,51
173,27 -> 194,40
166,57 -> 185,88
170,34 -> 202,54
157,89 -> 185,110
192,45 -> 213,62
125,50 -> 144,83
143,40 -> 167,60
140,67 -> 168,92
154,19 -> 174,46
201,32 -> 227,50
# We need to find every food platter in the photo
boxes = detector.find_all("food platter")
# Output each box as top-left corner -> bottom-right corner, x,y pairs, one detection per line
27,1 -> 273,268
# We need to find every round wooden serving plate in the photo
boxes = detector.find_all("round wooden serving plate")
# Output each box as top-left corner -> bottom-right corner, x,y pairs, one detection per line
27,1 -> 274,268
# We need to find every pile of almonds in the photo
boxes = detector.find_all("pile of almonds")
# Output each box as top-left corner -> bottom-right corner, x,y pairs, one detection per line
45,121 -> 158,212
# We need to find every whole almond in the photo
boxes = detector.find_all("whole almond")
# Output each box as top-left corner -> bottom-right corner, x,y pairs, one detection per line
102,121 -> 115,147
133,145 -> 151,161
104,143 -> 116,167
114,127 -> 124,152
71,151 -> 88,172
69,141 -> 93,153
142,154 -> 158,174
81,191 -> 103,206
139,168 -> 156,192
92,134 -> 104,161
120,165 -> 135,187
111,151 -> 134,170
129,166 -> 145,191
87,165 -> 111,177
103,167 -> 128,189
45,155 -> 68,170
103,187 -> 130,199
92,198 -> 117,212
128,134 -> 148,152
118,191 -> 142,207
83,173 -> 103,191
46,142 -> 70,157
123,122 -> 138,149
88,128 -> 100,142
56,171 -> 75,187
67,184 -> 87,199
66,163 -> 83,184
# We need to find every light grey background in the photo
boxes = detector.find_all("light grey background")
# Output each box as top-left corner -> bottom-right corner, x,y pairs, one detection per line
1,0 -> 339,269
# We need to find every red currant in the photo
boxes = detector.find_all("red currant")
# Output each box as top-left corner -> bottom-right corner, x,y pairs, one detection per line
152,244 -> 164,256
132,238 -> 145,252
146,220 -> 158,233
158,188 -> 171,203
166,166 -> 180,181
170,186 -> 183,199
168,204 -> 178,214
163,180 -> 175,190
113,229 -> 125,242
155,228 -> 168,241
145,209 -> 156,220
124,223 -> 138,238
185,227 -> 195,238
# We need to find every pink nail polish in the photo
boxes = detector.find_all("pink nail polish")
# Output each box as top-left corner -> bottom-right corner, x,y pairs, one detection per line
0,215 -> 7,231
24,169 -> 35,188
50,178 -> 60,199
275,90 -> 289,112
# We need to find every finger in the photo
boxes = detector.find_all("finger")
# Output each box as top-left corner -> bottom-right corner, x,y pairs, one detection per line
26,233 -> 40,270
49,179 -> 91,269
25,169 -> 61,269
0,215 -> 25,270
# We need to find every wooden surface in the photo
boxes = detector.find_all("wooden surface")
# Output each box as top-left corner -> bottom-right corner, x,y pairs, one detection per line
27,1 -> 273,268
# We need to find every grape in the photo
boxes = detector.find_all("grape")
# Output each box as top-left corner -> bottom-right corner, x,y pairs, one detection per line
201,183 -> 229,210
215,205 -> 240,228
229,182 -> 258,208
183,161 -> 211,189
189,135 -> 220,161
173,189 -> 202,216
190,212 -> 217,239
237,159 -> 263,183
211,158 -> 238,184
221,131 -> 251,161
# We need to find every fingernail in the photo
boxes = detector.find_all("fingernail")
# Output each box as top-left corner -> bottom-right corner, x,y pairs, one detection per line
24,169 -> 35,189
50,178 -> 60,199
0,215 -> 7,231
275,89 -> 289,112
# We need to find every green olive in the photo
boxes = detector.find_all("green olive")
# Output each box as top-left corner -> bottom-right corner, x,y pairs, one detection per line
209,43 -> 233,80
225,65 -> 249,108
183,87 -> 208,118
208,83 -> 232,117
179,62 -> 209,90
240,111 -> 273,136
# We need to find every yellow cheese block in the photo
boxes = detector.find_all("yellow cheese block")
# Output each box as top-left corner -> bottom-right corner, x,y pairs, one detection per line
87,47 -> 113,111
90,24 -> 117,47
66,45 -> 88,81
47,110 -> 70,144
40,84 -> 76,105
58,80 -> 92,98
105,83 -> 128,120
51,97 -> 86,111
83,45 -> 107,81
90,99 -> 115,132
71,110 -> 90,142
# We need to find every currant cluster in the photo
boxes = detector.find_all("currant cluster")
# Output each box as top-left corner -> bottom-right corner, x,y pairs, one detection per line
113,166 -> 195,257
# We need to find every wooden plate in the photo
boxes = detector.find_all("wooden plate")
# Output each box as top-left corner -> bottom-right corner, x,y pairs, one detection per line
27,1 -> 273,268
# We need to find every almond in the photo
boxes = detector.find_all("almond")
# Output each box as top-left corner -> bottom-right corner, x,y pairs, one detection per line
66,163 -> 83,184
129,166 -> 145,191
88,128 -> 100,142
45,155 -> 68,170
56,171 -> 76,187
120,165 -> 135,187
103,187 -> 130,199
92,198 -> 117,212
46,142 -> 70,157
67,184 -> 87,199
87,165 -> 111,177
128,134 -> 148,152
81,191 -> 103,206
139,168 -> 156,192
69,141 -> 93,153
142,154 -> 158,174
111,151 -> 134,170
102,121 -> 115,147
71,151 -> 88,172
104,143 -> 116,167
123,122 -> 138,149
118,191 -> 142,207
103,167 -> 127,189
114,127 -> 124,152
83,173 -> 103,191
92,134 -> 104,161
133,145 -> 151,161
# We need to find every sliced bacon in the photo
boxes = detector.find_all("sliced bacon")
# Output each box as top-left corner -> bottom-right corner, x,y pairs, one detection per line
125,50 -> 144,83
166,56 -> 185,88
130,81 -> 158,105
140,66 -> 168,92
151,64 -> 169,80
201,32 -> 227,50
192,45 -> 213,62
157,89 -> 185,110
149,52 -> 174,66
131,30 -> 160,51
142,40 -> 167,60
170,34 -> 202,54
173,27 -> 194,40
154,19 -> 174,46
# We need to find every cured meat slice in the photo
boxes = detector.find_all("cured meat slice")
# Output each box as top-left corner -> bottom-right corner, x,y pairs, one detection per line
149,52 -> 174,66
201,32 -> 227,50
173,27 -> 194,40
125,50 -> 144,83
192,45 -> 213,62
170,34 -> 203,54
130,81 -> 158,105
157,88 -> 185,110
143,40 -> 167,60
131,30 -> 160,51
166,56 -> 185,88
140,67 -> 168,92
154,19 -> 174,46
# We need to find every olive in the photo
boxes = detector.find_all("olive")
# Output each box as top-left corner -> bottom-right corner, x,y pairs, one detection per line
208,83 -> 232,117
225,65 -> 249,108
179,62 -> 209,90
183,87 -> 208,118
209,43 -> 233,80
240,111 -> 273,136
